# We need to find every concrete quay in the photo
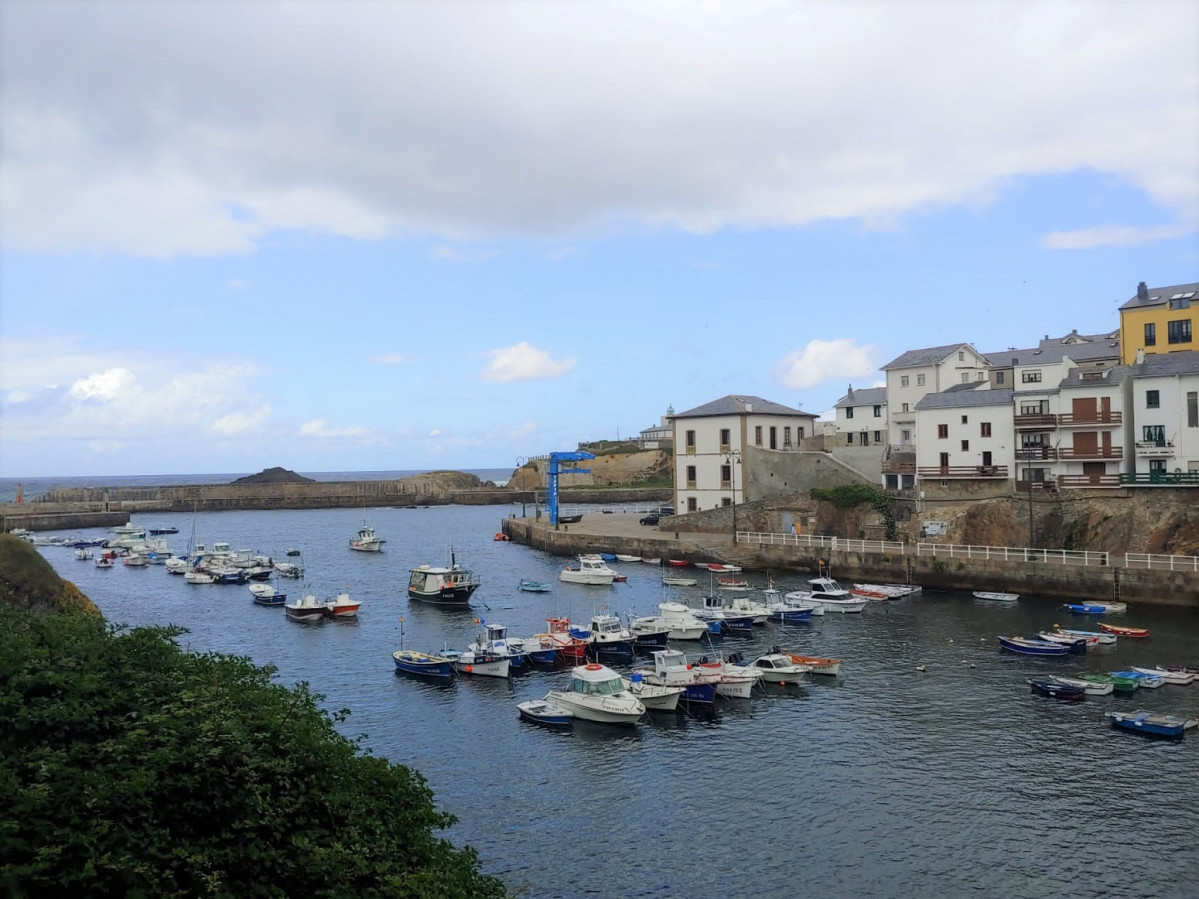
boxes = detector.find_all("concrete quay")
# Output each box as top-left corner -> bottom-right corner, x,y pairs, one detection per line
500,512 -> 1196,608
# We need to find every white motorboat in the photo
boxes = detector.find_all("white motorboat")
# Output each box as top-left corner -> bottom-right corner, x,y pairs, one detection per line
579,613 -> 635,662
183,569 -> 213,583
1038,630 -> 1100,649
324,591 -> 361,619
615,554 -> 641,563
468,622 -> 528,671
740,651 -> 812,684
692,593 -> 755,632
349,523 -> 385,552
661,575 -> 699,587
724,593 -> 769,624
1134,666 -> 1195,685
622,672 -> 684,710
1051,627 -> 1117,645
559,554 -> 617,585
284,592 -> 326,623
785,577 -> 868,613
631,602 -> 709,640
444,648 -> 511,678
1092,601 -> 1127,614
74,547 -> 93,560
973,591 -> 1019,602
544,663 -> 645,724
248,583 -> 287,606
630,649 -> 719,704
693,655 -> 765,698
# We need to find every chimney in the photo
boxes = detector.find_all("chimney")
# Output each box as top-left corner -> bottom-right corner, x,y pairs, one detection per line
1136,348 -> 1145,364
1137,281 -> 1149,301
745,403 -> 752,413
847,383 -> 854,399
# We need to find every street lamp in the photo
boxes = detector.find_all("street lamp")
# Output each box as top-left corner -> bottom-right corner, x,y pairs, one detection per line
724,451 -> 741,544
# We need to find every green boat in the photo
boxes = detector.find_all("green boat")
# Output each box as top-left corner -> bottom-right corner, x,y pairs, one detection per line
1080,673 -> 1138,692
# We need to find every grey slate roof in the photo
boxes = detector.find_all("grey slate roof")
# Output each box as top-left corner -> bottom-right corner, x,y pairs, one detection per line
915,387 -> 1014,411
834,386 -> 887,408
673,394 -> 813,419
1119,281 -> 1199,311
984,334 -> 1121,367
1127,349 -> 1199,379
881,343 -> 975,370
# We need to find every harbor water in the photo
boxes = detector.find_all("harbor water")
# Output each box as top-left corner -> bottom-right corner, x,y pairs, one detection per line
31,503 -> 1199,899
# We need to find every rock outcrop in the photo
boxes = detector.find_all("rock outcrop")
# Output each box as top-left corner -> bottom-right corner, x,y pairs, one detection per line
507,450 -> 670,490
231,467 -> 315,485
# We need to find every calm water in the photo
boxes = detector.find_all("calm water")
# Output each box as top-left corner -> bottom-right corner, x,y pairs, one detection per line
33,504 -> 1199,899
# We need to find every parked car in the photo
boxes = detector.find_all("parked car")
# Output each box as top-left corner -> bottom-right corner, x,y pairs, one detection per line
658,506 -> 675,516
640,513 -> 662,526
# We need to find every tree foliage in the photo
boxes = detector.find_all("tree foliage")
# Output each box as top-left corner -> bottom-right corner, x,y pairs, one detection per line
810,484 -> 898,541
0,609 -> 506,898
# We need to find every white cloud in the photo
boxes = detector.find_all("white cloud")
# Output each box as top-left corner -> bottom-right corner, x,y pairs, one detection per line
300,418 -> 370,439
212,404 -> 271,435
2,2 -> 1193,257
483,342 -> 576,382
1041,223 -> 1194,249
68,367 -> 138,403
773,339 -> 879,390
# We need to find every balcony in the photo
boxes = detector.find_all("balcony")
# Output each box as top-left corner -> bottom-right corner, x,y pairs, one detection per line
1056,474 -> 1122,489
882,445 -> 916,475
1120,471 -> 1199,487
1135,440 -> 1175,458
1014,413 -> 1057,429
1057,411 -> 1122,426
1056,447 -> 1123,461
1015,447 -> 1058,461
1015,480 -> 1057,492
917,465 -> 1009,479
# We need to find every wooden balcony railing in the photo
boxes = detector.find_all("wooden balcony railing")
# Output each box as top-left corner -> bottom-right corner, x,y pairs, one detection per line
1015,447 -> 1058,461
1014,413 -> 1057,428
1057,411 -> 1122,426
1015,480 -> 1057,492
917,465 -> 1009,479
1135,441 -> 1175,458
1056,474 -> 1122,488
1056,447 -> 1123,460
882,460 -> 917,474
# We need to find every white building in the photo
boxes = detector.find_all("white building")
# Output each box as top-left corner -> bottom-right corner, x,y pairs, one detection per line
914,384 -> 1015,485
881,344 -> 991,450
639,407 -> 675,448
671,395 -> 817,513
1124,349 -> 1199,483
832,385 -> 888,447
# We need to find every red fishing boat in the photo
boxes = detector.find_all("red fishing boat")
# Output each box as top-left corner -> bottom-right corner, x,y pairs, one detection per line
1099,623 -> 1149,638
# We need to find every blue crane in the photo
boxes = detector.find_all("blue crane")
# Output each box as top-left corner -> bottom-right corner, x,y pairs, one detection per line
547,451 -> 594,525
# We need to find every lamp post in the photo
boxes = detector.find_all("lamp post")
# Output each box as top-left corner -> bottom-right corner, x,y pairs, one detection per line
725,450 -> 741,544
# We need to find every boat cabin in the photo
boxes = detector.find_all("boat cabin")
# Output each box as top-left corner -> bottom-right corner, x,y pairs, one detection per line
589,614 -> 626,637
570,664 -> 625,695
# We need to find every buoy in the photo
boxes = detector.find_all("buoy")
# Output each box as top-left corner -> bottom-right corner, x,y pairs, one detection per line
916,665 -> 926,672
779,681 -> 786,686
465,665 -> 473,673
585,663 -> 602,670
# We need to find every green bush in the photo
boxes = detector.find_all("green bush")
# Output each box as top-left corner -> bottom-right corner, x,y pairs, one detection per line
0,609 -> 506,898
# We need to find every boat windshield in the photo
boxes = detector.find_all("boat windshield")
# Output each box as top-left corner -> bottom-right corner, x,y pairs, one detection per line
577,675 -> 624,696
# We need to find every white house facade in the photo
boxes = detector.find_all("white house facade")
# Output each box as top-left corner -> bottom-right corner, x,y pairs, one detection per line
913,384 -> 1015,485
1124,349 -> 1199,484
832,386 -> 888,447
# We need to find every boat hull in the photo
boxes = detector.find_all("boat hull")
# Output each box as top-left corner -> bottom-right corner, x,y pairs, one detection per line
393,651 -> 454,680
1108,711 -> 1196,740
408,585 -> 478,607
518,700 -> 573,727
543,691 -> 643,725
1028,679 -> 1085,701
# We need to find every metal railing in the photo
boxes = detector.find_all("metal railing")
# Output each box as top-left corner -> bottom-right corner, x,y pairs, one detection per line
916,465 -> 1009,479
1124,553 -> 1199,571
738,532 -> 906,555
1120,472 -> 1199,486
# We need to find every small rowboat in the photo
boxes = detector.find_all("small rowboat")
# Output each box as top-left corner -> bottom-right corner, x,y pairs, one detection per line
974,591 -> 1019,602
716,578 -> 751,590
517,699 -> 574,728
707,564 -> 742,573
1099,623 -> 1149,638
1080,673 -> 1139,692
998,636 -> 1081,656
661,575 -> 698,587
1063,603 -> 1107,615
1028,678 -> 1086,701
785,653 -> 842,676
1134,666 -> 1195,685
519,578 -> 552,593
1051,627 -> 1117,645
1107,710 -> 1198,740
667,559 -> 690,567
1049,675 -> 1113,696
1039,630 -> 1099,649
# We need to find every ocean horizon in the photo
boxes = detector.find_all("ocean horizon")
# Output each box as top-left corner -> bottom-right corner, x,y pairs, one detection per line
0,467 -> 514,504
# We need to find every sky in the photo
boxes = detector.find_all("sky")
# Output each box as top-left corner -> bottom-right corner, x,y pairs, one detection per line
2,0 -> 1197,478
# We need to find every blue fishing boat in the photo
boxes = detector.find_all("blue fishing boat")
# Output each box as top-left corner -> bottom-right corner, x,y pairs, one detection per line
997,635 -> 1080,656
1028,678 -> 1085,701
1063,603 -> 1107,615
517,699 -> 574,728
1107,710 -> 1197,740
392,649 -> 455,681
519,578 -> 553,593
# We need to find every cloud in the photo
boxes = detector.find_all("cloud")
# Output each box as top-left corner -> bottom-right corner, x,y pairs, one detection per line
373,354 -> 406,364
483,342 -> 576,382
773,339 -> 879,390
1041,223 -> 1194,249
212,404 -> 271,435
2,2 -> 1193,257
299,419 -> 370,439
227,279 -> 249,290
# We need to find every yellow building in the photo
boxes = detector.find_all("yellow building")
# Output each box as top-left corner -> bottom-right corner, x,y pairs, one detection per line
1119,280 -> 1199,364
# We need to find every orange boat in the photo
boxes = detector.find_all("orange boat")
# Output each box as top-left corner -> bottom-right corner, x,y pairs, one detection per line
1099,623 -> 1149,638
784,652 -> 843,676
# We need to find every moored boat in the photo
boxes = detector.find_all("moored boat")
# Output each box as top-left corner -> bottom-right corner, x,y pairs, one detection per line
1049,675 -> 1114,696
517,699 -> 574,728
285,592 -> 327,623
324,592 -> 360,619
661,575 -> 698,587
1080,672 -> 1139,693
1038,630 -> 1099,649
739,650 -> 812,685
1133,666 -> 1194,685
249,582 -> 287,606
1107,710 -> 1198,740
621,672 -> 683,710
784,653 -> 842,676
544,663 -> 645,724
1049,627 -> 1117,645
559,554 -> 617,586
393,649 -> 455,680
1112,669 -> 1164,688
349,522 -> 385,552
997,636 -> 1079,656
631,649 -> 719,704
536,617 -> 587,661
1028,678 -> 1086,701
408,549 -> 481,607
518,578 -> 552,593
1063,603 -> 1107,615
1099,623 -> 1149,638
974,591 -> 1019,602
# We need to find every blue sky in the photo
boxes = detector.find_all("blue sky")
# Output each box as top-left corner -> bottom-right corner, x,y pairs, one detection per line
2,1 -> 1196,478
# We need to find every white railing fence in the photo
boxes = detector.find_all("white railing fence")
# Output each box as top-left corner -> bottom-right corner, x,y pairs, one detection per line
1124,553 -> 1199,572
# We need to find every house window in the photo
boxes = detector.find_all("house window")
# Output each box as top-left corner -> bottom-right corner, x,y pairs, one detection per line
873,405 -> 881,417
847,432 -> 855,445
981,422 -> 992,437
901,375 -> 910,387
901,430 -> 911,443
873,431 -> 882,443
798,427 -> 805,439
1145,322 -> 1156,346
1022,371 -> 1042,383
721,497 -> 732,507
719,428 -> 730,452
846,407 -> 854,419
977,371 -> 986,381
784,426 -> 792,447
860,431 -> 869,446
685,465 -> 696,488
961,440 -> 969,452
769,427 -> 777,449
939,452 -> 950,467
1188,391 -> 1198,427
754,425 -> 763,445
1146,390 -> 1160,409
902,403 -> 910,412
961,415 -> 968,424
1149,459 -> 1166,474
1168,319 -> 1192,344
916,374 -> 925,386
720,464 -> 732,488
687,497 -> 697,512
961,373 -> 970,383
937,424 -> 948,439
958,351 -> 965,361
996,371 -> 1005,385
1142,425 -> 1165,445
1170,297 -> 1191,309
685,430 -> 696,454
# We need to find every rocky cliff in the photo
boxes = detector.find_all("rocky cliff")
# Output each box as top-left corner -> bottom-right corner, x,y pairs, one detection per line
0,535 -> 98,615
507,449 -> 670,490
